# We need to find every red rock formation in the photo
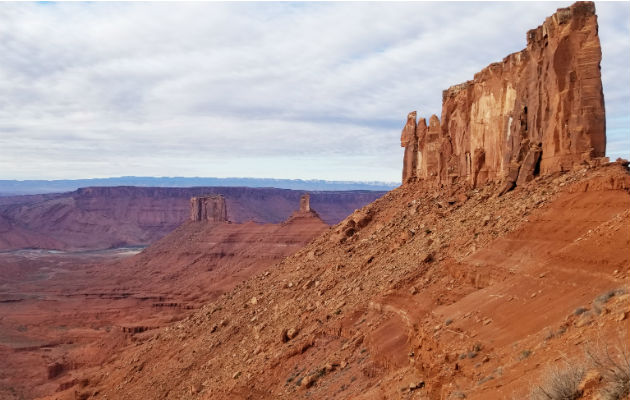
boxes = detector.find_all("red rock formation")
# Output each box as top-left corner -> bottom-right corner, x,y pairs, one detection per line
400,112 -> 418,183
287,193 -> 323,223
190,195 -> 228,222
0,194 -> 330,399
299,194 -> 311,213
0,187 -> 385,251
402,1 -> 606,189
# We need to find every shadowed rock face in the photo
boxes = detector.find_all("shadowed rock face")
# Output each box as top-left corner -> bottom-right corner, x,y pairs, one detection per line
402,1 -> 606,189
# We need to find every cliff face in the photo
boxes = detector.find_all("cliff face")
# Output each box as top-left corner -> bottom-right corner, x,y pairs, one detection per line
402,1 -> 606,190
190,195 -> 228,222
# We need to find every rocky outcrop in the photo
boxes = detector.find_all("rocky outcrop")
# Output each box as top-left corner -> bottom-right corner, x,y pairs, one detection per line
190,195 -> 228,222
402,1 -> 606,189
300,194 -> 311,213
287,193 -> 322,222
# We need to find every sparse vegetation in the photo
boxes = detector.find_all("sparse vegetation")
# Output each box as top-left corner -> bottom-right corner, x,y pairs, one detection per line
519,349 -> 532,361
529,342 -> 630,400
594,288 -> 626,305
574,307 -> 588,316
544,328 -> 555,341
587,343 -> 630,400
592,288 -> 627,316
529,362 -> 585,400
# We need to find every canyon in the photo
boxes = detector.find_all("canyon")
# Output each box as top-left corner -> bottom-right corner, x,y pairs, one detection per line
0,195 -> 329,399
2,2 -> 628,400
46,3 -> 625,400
0,186 -> 384,251
62,159 -> 629,400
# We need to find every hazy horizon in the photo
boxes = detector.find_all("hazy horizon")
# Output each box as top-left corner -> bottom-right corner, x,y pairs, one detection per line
1,2 -> 628,181
0,175 -> 397,196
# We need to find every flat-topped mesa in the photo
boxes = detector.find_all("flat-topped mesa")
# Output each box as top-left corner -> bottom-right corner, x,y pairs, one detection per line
401,1 -> 606,190
190,195 -> 228,222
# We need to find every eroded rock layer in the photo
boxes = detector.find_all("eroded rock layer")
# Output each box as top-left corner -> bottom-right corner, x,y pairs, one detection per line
402,1 -> 606,189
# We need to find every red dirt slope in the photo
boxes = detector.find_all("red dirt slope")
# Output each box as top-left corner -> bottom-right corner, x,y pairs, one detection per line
82,208 -> 330,308
0,209 -> 328,399
50,161 -> 629,400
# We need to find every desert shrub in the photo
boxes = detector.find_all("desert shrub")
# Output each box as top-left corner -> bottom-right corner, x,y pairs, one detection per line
594,288 -> 626,305
574,307 -> 588,316
544,328 -> 556,341
529,363 -> 585,400
587,343 -> 630,400
519,350 -> 532,361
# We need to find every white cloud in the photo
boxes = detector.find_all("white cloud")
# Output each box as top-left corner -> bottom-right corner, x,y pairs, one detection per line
0,1 -> 628,182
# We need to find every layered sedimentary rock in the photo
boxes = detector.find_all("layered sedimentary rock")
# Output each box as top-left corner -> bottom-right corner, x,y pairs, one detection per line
190,195 -> 228,222
401,1 -> 606,190
0,187 -> 385,251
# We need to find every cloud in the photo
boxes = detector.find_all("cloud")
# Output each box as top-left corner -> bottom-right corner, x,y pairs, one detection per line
0,1 -> 628,181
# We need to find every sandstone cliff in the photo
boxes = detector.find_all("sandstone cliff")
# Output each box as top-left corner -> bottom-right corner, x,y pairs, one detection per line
401,1 -> 606,191
190,195 -> 228,222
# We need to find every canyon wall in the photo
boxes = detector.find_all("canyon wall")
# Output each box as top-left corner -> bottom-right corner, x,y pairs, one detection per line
0,187 -> 385,251
401,1 -> 606,191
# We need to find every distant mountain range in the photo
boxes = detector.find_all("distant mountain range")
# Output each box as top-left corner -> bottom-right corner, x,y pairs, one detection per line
0,177 -> 398,196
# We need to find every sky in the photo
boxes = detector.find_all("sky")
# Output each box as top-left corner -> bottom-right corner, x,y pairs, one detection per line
0,1 -> 628,183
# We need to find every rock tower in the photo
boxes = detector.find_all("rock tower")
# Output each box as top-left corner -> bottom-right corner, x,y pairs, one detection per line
401,1 -> 606,193
190,195 -> 228,222
299,194 -> 311,213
